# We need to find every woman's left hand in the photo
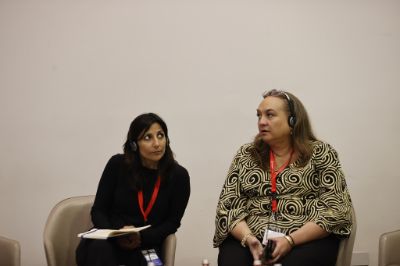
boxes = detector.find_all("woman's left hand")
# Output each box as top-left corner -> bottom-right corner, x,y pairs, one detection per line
263,236 -> 292,265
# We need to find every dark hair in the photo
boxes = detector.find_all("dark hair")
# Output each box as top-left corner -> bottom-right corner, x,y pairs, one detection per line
123,113 -> 175,190
253,89 -> 318,169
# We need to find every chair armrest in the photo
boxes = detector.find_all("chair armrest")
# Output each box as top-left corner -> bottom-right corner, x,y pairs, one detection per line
162,234 -> 176,266
0,235 -> 21,266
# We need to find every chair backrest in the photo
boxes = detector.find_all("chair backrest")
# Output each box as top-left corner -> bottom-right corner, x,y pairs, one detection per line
43,195 -> 94,266
379,229 -> 400,266
0,235 -> 21,266
335,206 -> 357,266
43,195 -> 177,266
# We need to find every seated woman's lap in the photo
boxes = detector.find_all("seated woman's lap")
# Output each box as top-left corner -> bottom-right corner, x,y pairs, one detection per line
281,235 -> 340,266
218,235 -> 254,266
76,239 -> 149,266
218,235 -> 340,266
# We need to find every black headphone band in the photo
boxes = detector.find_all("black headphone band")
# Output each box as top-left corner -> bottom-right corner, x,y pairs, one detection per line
280,92 -> 294,115
280,91 -> 296,128
262,89 -> 296,128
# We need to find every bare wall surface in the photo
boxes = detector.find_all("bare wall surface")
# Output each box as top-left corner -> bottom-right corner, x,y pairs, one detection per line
1,1 -> 399,265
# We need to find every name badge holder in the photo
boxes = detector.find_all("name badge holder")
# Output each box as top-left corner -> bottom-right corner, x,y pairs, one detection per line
141,249 -> 163,266
262,149 -> 293,245
262,212 -> 285,245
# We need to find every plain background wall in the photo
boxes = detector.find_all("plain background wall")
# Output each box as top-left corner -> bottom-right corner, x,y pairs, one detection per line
1,0 -> 399,265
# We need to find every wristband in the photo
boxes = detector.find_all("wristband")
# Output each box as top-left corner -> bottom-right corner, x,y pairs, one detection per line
284,235 -> 295,247
241,233 -> 253,247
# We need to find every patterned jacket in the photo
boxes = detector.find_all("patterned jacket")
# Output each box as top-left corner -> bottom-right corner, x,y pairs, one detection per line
213,140 -> 353,247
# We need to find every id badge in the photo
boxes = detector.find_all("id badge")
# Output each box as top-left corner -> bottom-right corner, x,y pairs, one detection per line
262,229 -> 285,245
141,249 -> 163,266
263,212 -> 285,245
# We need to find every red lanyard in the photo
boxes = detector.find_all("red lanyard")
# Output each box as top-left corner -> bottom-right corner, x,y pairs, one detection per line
138,176 -> 161,222
269,149 -> 293,212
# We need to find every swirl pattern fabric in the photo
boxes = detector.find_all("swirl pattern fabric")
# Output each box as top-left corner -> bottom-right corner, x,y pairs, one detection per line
213,140 -> 353,247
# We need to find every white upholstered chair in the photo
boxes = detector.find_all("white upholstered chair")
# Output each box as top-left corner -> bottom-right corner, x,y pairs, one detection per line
379,229 -> 400,266
0,235 -> 21,266
43,195 -> 176,266
335,206 -> 357,266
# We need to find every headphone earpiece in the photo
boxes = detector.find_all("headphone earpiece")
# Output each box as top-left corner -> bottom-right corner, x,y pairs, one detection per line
130,141 -> 137,152
288,115 -> 296,128
281,91 -> 296,128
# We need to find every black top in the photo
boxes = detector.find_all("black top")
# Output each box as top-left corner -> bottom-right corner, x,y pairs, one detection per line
91,154 -> 191,247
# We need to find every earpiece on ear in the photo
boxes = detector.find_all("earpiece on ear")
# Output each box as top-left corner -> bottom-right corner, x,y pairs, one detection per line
288,115 -> 296,128
281,91 -> 296,128
130,141 -> 137,151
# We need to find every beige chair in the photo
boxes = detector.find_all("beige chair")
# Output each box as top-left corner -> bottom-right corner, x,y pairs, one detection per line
162,234 -> 177,266
43,195 -> 176,266
335,206 -> 357,266
0,235 -> 21,266
379,229 -> 400,266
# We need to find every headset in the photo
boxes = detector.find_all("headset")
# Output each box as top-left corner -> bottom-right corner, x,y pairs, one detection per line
130,141 -> 137,152
280,91 -> 296,128
128,113 -> 171,153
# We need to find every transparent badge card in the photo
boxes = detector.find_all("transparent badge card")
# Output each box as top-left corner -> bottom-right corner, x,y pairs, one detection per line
262,213 -> 285,245
141,249 -> 163,266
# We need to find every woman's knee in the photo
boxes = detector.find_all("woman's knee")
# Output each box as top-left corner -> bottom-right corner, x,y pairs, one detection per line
76,239 -> 117,266
89,240 -> 114,252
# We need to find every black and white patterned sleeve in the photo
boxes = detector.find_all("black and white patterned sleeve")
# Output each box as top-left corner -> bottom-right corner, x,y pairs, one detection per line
213,145 -> 250,247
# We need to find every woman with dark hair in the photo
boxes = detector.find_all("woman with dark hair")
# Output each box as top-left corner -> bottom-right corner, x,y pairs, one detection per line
213,90 -> 353,266
76,113 -> 190,266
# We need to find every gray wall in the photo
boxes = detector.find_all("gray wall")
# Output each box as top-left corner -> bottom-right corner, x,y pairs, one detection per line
1,1 -> 399,265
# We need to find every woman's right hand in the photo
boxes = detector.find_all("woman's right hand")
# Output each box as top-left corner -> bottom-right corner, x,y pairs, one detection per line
116,232 -> 141,250
246,235 -> 264,261
116,225 -> 141,250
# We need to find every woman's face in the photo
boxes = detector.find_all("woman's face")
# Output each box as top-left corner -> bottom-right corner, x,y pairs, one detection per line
137,122 -> 167,169
256,96 -> 291,145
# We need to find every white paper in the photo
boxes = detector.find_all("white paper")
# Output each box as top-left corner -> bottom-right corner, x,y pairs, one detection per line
77,225 -> 151,239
